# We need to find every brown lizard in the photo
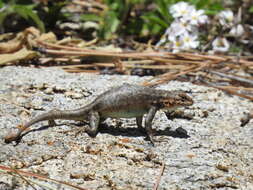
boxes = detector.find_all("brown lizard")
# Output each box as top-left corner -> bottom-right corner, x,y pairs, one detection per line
4,84 -> 193,144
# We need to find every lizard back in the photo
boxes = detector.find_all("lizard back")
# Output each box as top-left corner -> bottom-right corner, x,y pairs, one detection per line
91,84 -> 192,118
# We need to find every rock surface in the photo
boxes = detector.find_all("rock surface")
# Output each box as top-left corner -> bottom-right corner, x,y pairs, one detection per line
0,66 -> 253,190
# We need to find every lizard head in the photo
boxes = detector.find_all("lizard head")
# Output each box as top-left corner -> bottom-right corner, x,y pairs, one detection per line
160,91 -> 193,109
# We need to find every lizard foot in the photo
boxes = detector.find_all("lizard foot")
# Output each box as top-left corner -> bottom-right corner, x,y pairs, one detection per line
148,136 -> 155,146
74,127 -> 87,137
145,134 -> 155,146
146,129 -> 155,146
48,120 -> 56,127
4,127 -> 22,143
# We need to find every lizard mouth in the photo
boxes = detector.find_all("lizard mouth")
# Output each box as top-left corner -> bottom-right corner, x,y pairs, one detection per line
161,106 -> 179,112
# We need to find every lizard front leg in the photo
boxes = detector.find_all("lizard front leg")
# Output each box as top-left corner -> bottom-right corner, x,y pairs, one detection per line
145,106 -> 158,145
47,109 -> 60,127
136,116 -> 145,133
86,110 -> 100,137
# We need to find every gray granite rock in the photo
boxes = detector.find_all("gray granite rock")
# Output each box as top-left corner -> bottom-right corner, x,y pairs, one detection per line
0,66 -> 252,189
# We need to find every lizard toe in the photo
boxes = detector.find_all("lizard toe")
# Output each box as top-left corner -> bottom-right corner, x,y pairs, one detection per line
4,128 -> 21,143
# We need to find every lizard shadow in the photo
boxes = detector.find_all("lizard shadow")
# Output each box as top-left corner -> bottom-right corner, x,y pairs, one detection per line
98,124 -> 190,139
14,124 -> 65,145
15,122 -> 85,144
15,121 -> 189,145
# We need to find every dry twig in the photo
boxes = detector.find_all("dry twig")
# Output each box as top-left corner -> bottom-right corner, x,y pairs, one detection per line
0,165 -> 89,190
153,162 -> 165,190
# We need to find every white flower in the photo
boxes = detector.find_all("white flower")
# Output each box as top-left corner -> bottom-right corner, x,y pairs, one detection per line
188,9 -> 209,25
158,1 -> 207,51
181,32 -> 199,49
171,38 -> 184,53
178,18 -> 195,31
170,32 -> 200,52
169,2 -> 195,18
218,10 -> 234,27
157,19 -> 192,48
166,20 -> 190,41
156,36 -> 167,47
212,37 -> 230,52
156,19 -> 188,47
229,24 -> 244,37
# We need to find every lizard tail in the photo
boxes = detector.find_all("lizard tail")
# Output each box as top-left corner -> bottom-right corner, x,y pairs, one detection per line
4,107 -> 90,143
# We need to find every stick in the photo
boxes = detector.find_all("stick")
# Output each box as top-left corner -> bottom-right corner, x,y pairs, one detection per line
153,162 -> 165,190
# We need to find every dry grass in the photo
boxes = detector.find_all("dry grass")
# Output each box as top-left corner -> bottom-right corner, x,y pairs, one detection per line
34,39 -> 253,100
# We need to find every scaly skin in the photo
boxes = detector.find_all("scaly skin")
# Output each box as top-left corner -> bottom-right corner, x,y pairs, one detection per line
4,84 -> 193,144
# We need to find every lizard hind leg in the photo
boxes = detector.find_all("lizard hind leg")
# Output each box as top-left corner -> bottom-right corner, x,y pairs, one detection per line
144,106 -> 158,145
136,116 -> 145,133
86,111 -> 100,137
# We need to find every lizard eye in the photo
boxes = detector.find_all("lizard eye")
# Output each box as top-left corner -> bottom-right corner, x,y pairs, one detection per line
179,94 -> 193,105
163,100 -> 171,107
180,94 -> 188,100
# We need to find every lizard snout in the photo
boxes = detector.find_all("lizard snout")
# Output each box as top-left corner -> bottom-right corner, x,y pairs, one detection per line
177,93 -> 194,106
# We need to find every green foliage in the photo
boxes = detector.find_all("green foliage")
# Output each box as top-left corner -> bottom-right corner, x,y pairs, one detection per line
190,0 -> 223,15
80,14 -> 102,22
249,6 -> 253,13
141,0 -> 223,37
140,0 -> 175,36
37,1 -> 67,30
0,0 -> 45,32
98,0 -> 142,39
92,0 -> 223,39
229,44 -> 242,53
0,0 -> 225,40
100,10 -> 120,39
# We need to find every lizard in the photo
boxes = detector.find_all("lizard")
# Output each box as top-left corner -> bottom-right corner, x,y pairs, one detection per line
4,83 -> 193,144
